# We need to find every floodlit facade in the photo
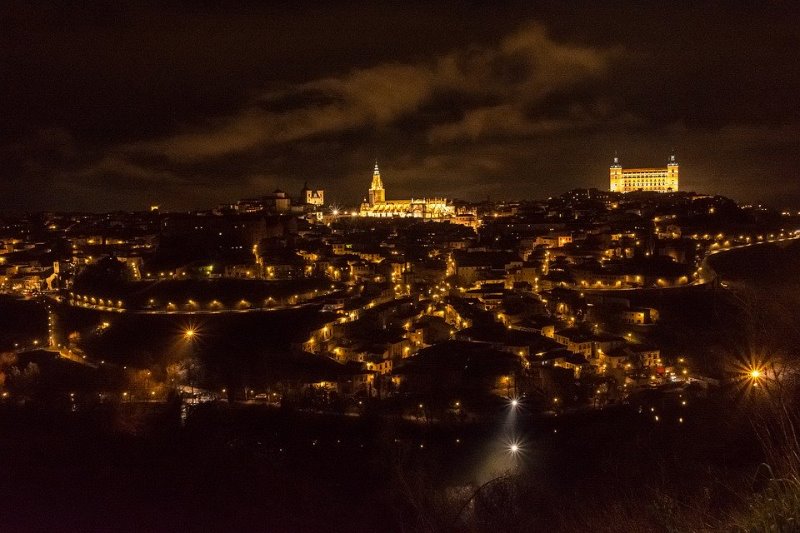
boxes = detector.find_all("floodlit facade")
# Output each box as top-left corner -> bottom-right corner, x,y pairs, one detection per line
300,182 -> 324,206
359,162 -> 455,219
610,154 -> 679,193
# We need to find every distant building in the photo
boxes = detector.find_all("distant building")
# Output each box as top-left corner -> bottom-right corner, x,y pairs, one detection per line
609,154 -> 679,193
300,182 -> 324,207
622,307 -> 660,325
235,198 -> 265,213
359,162 -> 455,219
263,190 -> 291,213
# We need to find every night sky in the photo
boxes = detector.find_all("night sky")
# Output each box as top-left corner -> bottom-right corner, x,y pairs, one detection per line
2,1 -> 799,212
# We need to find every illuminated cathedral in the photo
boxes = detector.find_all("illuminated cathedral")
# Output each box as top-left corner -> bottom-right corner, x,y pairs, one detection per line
358,162 -> 455,218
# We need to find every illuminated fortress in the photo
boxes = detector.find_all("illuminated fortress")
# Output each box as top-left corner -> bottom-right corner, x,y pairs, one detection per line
610,154 -> 679,193
359,162 -> 455,218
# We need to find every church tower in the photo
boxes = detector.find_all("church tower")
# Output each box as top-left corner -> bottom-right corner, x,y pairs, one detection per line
368,162 -> 385,205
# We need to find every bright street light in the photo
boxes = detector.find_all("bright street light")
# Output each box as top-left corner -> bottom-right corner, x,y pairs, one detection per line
505,437 -> 525,457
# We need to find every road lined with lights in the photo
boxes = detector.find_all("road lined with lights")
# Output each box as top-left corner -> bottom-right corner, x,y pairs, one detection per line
56,297 -> 321,315
577,233 -> 800,294
56,283 -> 345,315
702,232 -> 800,285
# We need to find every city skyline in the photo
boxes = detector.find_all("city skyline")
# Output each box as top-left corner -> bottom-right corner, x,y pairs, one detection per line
2,2 -> 800,213
4,4 -> 800,531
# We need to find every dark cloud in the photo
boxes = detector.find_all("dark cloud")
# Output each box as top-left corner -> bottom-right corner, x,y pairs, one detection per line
115,24 -> 617,160
1,1 -> 799,212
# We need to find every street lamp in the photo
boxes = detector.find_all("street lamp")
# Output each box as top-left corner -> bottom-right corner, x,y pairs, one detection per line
748,367 -> 764,387
504,436 -> 525,458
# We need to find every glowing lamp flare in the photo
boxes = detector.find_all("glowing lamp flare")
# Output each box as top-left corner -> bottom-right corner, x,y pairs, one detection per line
505,437 -> 525,457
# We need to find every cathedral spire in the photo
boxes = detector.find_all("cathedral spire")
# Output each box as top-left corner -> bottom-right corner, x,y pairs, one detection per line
371,161 -> 383,190
369,161 -> 385,205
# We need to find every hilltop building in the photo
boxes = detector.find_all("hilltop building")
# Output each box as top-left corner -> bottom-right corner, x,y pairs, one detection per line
610,154 -> 679,193
359,162 -> 455,219
233,182 -> 324,216
300,182 -> 324,207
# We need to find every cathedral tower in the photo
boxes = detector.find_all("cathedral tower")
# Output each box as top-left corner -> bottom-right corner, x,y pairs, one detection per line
368,162 -> 385,205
